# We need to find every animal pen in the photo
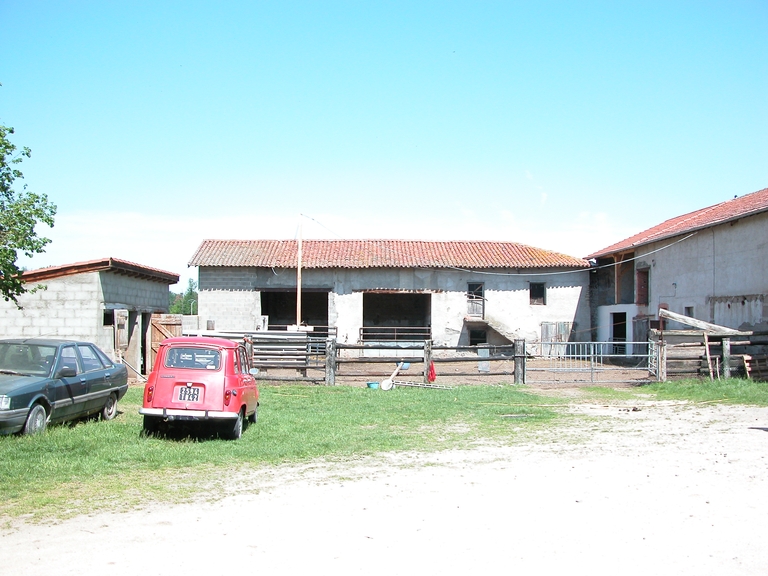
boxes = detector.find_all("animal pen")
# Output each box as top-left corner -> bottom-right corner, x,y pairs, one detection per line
181,331 -> 663,386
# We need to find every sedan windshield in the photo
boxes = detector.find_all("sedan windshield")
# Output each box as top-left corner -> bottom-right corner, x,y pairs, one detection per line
0,343 -> 58,377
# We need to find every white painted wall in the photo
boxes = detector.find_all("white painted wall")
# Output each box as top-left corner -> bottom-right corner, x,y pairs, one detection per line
198,266 -> 591,346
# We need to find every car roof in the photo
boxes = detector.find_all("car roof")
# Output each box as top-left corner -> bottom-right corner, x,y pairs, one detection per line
161,336 -> 240,348
0,338 -> 94,347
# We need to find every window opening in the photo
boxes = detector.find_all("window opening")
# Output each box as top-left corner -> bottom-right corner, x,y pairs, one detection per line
636,269 -> 649,305
469,330 -> 487,346
467,283 -> 484,317
530,283 -> 546,305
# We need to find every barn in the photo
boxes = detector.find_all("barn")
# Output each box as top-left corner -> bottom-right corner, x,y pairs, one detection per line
188,239 -> 591,348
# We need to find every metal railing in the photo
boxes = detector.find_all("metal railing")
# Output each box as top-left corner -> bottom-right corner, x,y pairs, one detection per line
359,326 -> 432,342
526,340 -> 655,383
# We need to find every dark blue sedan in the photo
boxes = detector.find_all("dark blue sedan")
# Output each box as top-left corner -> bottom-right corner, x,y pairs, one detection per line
0,339 -> 129,435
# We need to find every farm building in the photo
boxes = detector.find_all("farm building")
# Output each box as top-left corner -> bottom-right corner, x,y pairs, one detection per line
188,239 -> 591,348
588,186 -> 768,349
0,258 -> 179,375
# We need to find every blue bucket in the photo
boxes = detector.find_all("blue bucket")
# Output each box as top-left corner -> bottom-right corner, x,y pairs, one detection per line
367,381 -> 379,389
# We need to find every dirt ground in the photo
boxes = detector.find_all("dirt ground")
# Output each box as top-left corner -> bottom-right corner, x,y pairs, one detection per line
3,388 -> 768,575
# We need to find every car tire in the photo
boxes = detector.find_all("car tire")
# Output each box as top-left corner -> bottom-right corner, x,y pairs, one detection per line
222,410 -> 243,440
101,393 -> 118,421
142,415 -> 160,436
248,404 -> 258,424
23,404 -> 48,435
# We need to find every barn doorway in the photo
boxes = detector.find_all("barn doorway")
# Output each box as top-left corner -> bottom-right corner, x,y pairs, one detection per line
260,290 -> 329,330
362,292 -> 431,341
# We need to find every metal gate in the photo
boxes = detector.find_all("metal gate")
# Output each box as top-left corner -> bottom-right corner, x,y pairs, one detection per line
526,341 -> 658,384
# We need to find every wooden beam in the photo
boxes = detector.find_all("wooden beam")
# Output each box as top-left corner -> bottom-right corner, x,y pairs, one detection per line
658,309 -> 742,335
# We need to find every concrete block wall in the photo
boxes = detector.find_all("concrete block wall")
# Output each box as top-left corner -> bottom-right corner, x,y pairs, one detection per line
100,272 -> 170,311
0,272 -> 103,341
198,268 -> 263,331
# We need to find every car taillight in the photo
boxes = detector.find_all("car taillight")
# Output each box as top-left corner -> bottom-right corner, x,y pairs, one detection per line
224,389 -> 232,406
146,386 -> 154,403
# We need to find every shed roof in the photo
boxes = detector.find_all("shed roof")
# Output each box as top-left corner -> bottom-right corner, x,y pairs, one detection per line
188,240 -> 589,270
22,258 -> 180,284
587,187 -> 768,259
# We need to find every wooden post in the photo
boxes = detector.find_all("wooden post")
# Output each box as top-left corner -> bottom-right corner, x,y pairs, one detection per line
722,337 -> 731,379
296,217 -> 303,326
423,340 -> 433,384
704,333 -> 714,380
514,339 -> 526,385
325,338 -> 337,386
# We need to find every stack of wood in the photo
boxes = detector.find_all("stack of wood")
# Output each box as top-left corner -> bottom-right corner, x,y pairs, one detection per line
664,341 -> 712,378
744,355 -> 768,381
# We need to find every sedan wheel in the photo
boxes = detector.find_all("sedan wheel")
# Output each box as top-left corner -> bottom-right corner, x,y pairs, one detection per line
23,404 -> 48,435
101,393 -> 118,420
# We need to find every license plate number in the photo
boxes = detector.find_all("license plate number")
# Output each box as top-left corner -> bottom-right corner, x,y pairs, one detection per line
177,386 -> 202,402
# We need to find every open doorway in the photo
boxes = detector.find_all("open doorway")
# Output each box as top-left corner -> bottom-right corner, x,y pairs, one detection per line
362,292 -> 431,341
260,290 -> 329,330
611,312 -> 627,354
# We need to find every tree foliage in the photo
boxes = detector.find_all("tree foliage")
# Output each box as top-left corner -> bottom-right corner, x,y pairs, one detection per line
0,121 -> 57,305
169,279 -> 198,314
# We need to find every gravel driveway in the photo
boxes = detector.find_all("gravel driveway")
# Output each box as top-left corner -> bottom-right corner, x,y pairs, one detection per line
3,394 -> 768,575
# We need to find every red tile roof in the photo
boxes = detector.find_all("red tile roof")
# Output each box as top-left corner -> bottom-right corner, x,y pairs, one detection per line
22,258 -> 180,284
189,240 -> 589,270
587,187 -> 768,259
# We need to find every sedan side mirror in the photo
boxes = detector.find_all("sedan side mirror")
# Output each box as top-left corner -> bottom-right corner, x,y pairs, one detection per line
56,366 -> 78,378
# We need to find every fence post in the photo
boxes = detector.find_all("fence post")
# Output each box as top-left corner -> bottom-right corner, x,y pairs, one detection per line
514,339 -> 526,384
423,340 -> 433,384
722,337 -> 731,379
325,338 -> 337,386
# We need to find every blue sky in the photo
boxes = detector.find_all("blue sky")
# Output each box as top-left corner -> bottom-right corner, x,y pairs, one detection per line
2,1 -> 766,289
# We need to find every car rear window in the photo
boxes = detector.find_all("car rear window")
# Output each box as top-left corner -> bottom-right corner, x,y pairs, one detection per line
164,347 -> 221,370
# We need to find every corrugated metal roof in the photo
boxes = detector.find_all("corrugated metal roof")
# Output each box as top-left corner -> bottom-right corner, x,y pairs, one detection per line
188,240 -> 589,270
588,187 -> 768,259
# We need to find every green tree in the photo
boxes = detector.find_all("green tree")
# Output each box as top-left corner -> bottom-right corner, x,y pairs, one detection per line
0,121 -> 56,305
169,279 -> 198,315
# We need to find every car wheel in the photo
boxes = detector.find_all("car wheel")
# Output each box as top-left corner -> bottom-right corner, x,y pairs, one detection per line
222,410 -> 243,440
23,404 -> 48,435
248,404 -> 258,424
142,415 -> 160,436
101,393 -> 118,421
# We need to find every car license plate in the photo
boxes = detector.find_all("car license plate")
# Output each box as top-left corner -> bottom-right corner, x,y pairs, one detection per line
176,386 -> 202,402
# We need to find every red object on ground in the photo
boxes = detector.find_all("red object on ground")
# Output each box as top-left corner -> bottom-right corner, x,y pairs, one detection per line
428,360 -> 436,382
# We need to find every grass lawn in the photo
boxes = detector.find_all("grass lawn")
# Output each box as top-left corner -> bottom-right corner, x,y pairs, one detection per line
644,377 -> 768,405
4,377 -> 766,522
0,383 -> 561,521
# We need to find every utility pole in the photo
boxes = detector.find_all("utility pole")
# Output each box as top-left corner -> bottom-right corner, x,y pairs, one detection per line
296,216 -> 302,327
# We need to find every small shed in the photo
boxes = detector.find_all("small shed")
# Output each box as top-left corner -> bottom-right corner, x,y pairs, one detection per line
0,258 -> 180,376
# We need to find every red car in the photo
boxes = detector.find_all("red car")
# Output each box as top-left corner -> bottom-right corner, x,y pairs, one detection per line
139,337 -> 259,439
